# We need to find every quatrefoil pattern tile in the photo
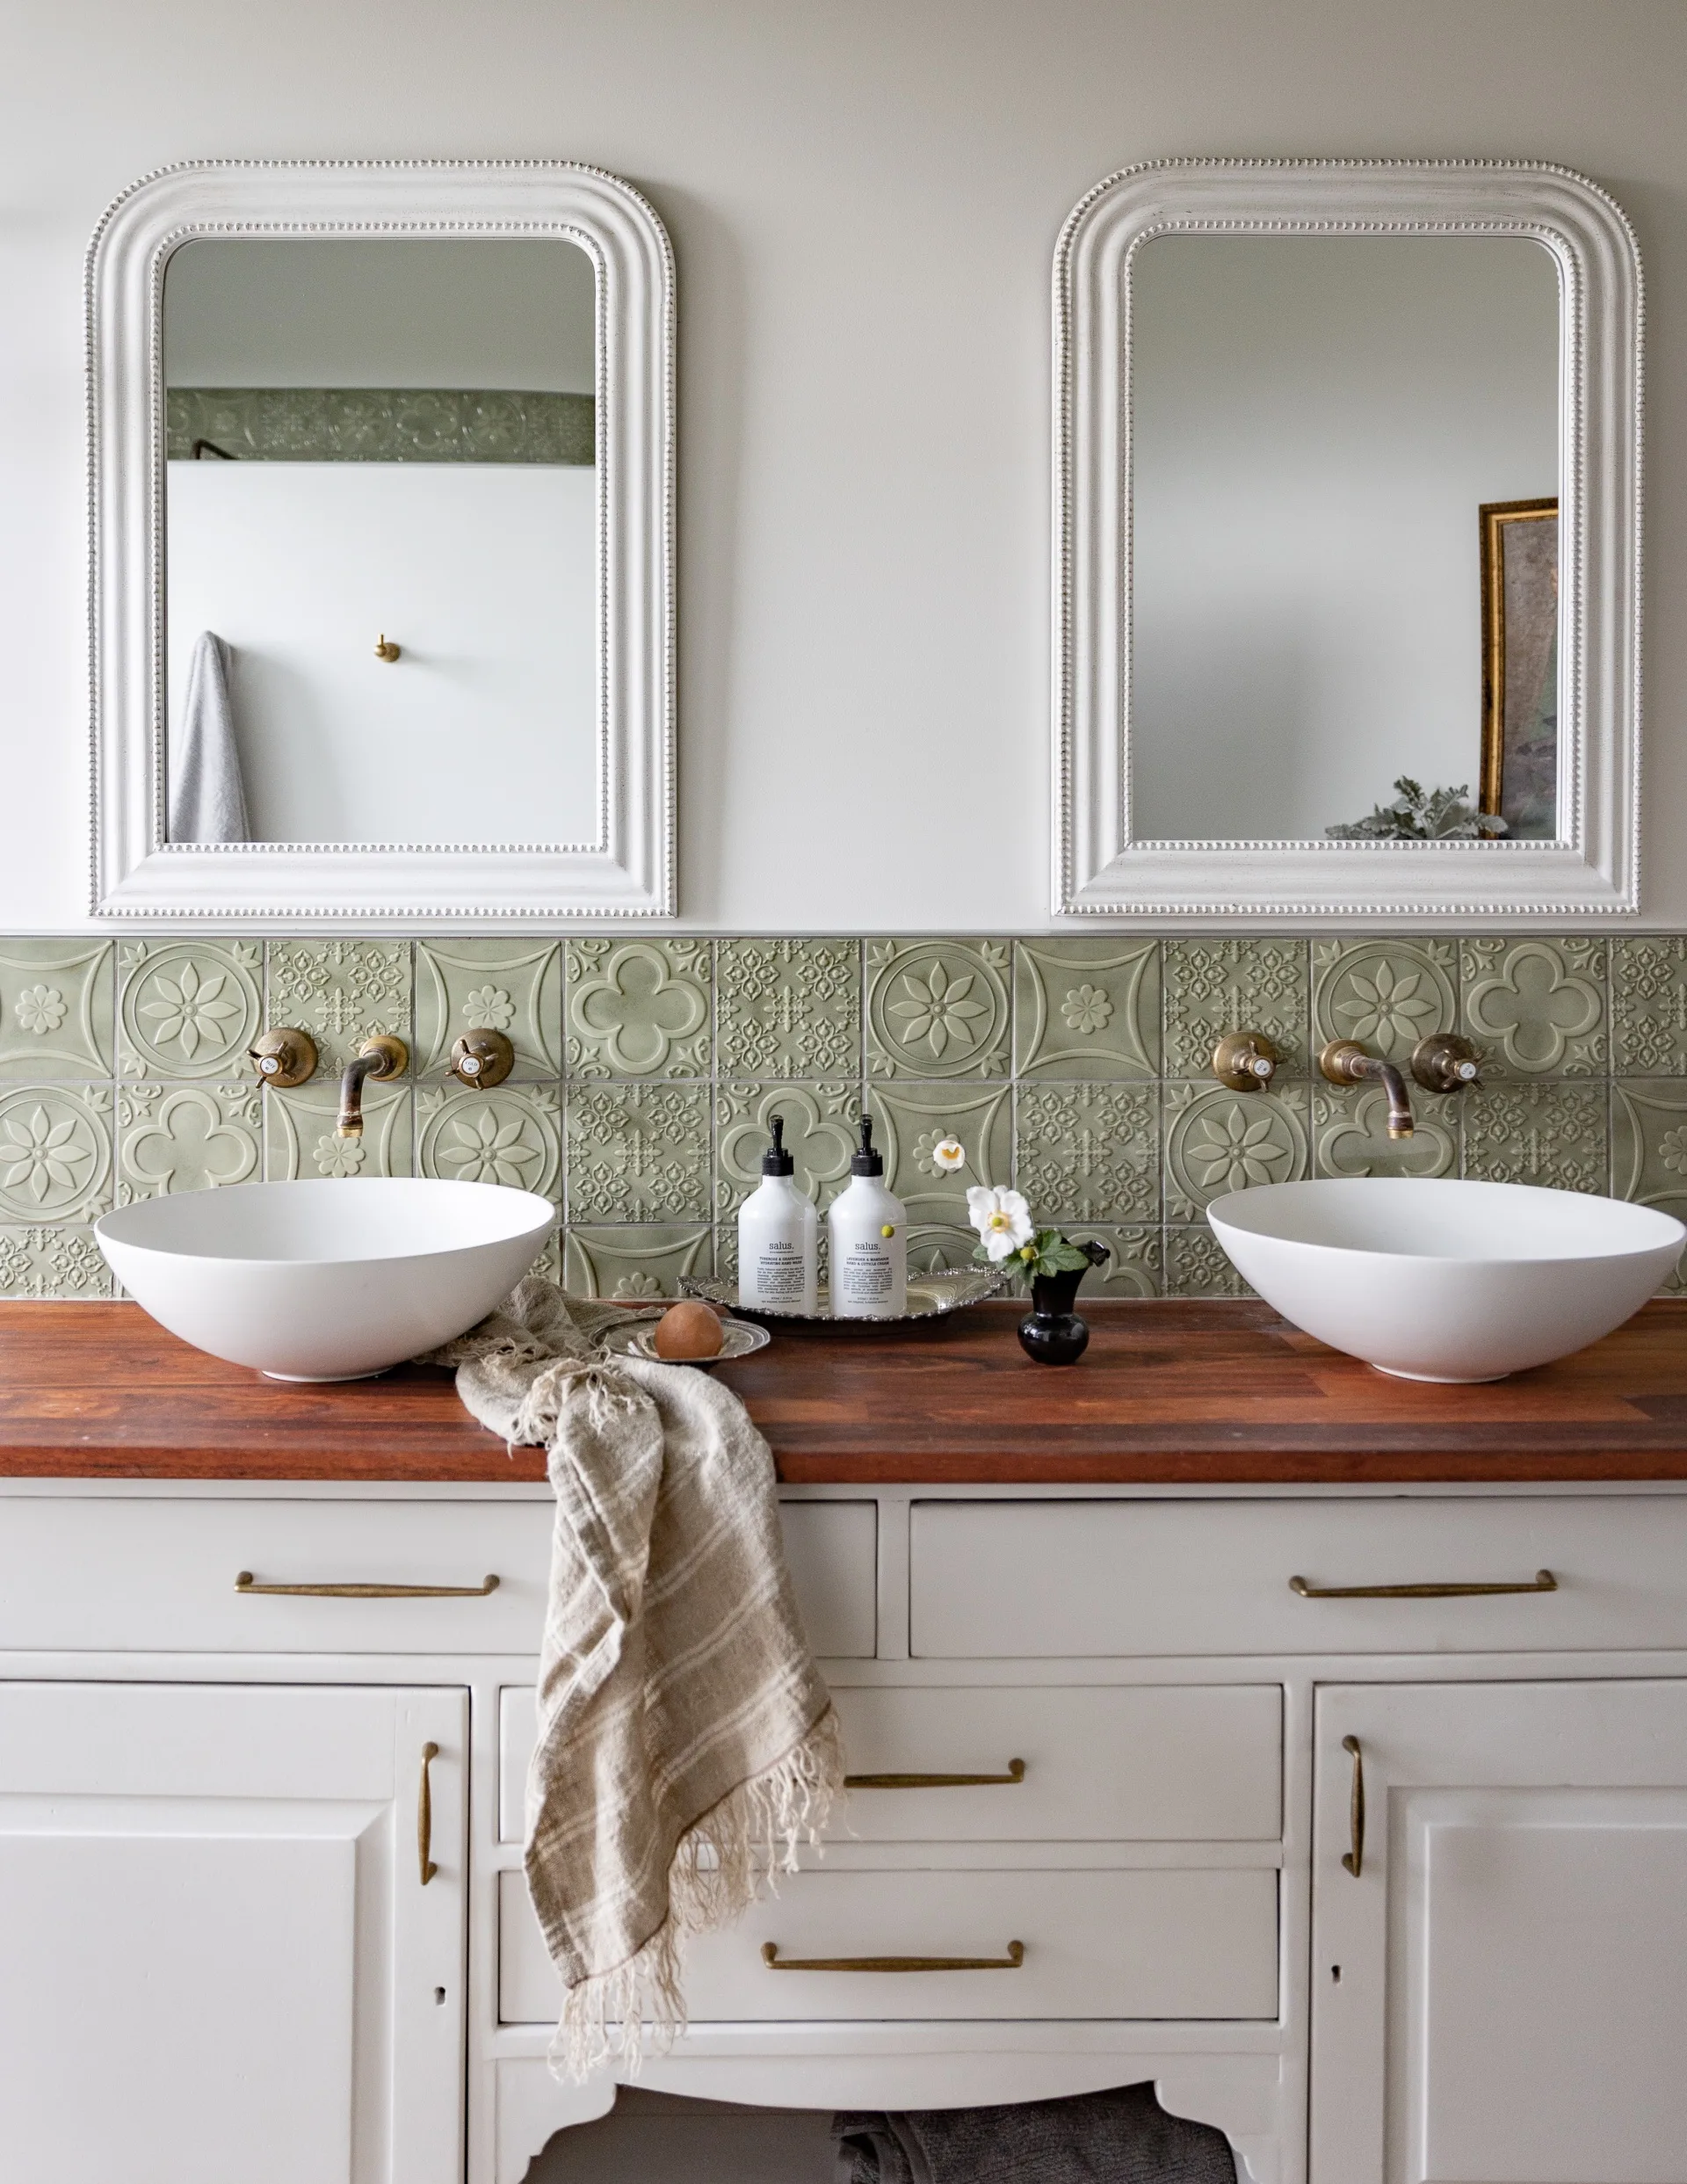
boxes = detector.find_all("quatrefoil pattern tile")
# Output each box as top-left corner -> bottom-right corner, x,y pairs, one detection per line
566,939 -> 712,1078
715,1082 -> 860,1216
1314,1085 -> 1457,1180
119,1083 -> 263,1200
1461,938 -> 1606,1077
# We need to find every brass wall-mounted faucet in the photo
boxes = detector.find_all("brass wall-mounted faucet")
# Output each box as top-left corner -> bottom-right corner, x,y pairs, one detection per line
1319,1032 -> 1482,1141
337,1034 -> 408,1139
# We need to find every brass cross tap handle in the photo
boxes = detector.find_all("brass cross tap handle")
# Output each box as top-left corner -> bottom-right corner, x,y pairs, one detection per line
418,1742 -> 438,1885
1213,1031 -> 1280,1092
1410,1032 -> 1482,1092
449,1028 -> 516,1089
761,1941 -> 1025,1973
248,1027 -> 318,1089
1341,1736 -> 1365,1877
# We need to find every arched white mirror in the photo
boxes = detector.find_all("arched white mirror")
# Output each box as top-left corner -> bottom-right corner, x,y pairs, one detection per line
1053,160 -> 1641,919
91,161 -> 674,922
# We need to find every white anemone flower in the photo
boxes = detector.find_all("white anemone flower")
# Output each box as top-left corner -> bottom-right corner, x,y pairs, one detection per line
966,1184 -> 1034,1262
930,1136 -> 967,1173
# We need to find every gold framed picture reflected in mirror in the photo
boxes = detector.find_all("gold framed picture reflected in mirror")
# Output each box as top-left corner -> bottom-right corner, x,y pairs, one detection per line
1480,496 -> 1559,840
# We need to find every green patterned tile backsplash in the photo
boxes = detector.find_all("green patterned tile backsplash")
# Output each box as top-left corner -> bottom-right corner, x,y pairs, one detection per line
3,931 -> 1683,1302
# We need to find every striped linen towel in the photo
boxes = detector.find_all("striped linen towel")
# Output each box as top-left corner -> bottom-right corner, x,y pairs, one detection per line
427,1279 -> 843,2078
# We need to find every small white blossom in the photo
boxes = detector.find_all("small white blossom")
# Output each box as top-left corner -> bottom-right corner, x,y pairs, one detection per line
929,1135 -> 967,1173
966,1184 -> 1034,1262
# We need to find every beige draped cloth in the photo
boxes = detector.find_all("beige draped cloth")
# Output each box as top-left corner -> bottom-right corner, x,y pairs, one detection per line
427,1280 -> 843,2078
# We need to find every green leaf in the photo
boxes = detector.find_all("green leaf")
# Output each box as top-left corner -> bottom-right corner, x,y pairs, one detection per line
1038,1237 -> 1094,1274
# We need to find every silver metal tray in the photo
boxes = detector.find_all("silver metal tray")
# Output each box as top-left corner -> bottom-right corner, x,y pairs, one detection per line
680,1267 -> 1007,1324
600,1316 -> 771,1365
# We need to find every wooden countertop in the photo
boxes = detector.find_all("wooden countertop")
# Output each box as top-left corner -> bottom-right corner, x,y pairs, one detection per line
6,1298 -> 1687,1484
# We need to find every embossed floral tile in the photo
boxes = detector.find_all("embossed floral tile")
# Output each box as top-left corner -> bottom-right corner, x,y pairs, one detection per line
563,1223 -> 713,1301
1016,1082 -> 1158,1223
566,1083 -> 711,1223
1014,939 -> 1159,1080
1613,939 -> 1687,1076
566,938 -> 712,1078
119,940 -> 263,1081
417,1085 -> 561,1201
873,1081 -> 1014,1227
1162,940 -> 1308,1080
416,940 -> 561,1079
1163,1082 -> 1310,1223
1462,1081 -> 1609,1194
1311,939 -> 1457,1066
264,1079 -> 413,1183
266,940 -> 412,1076
717,940 -> 860,1080
0,1226 -> 112,1300
0,940 -> 113,1082
866,940 -> 1011,1079
0,1087 -> 115,1224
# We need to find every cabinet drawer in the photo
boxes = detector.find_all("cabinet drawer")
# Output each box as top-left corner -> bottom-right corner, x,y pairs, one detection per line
0,1496 -> 874,1658
499,1680 -> 1280,1842
911,1497 -> 1687,1658
498,1865 -> 1278,2023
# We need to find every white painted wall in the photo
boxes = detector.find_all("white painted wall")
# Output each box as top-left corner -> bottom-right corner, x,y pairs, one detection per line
163,238 -> 597,392
2,0 -> 1684,930
1130,236 -> 1558,842
164,463 -> 598,845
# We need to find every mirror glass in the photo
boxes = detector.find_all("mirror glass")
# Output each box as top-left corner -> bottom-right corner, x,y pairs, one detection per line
162,238 -> 597,846
1129,236 -> 1560,845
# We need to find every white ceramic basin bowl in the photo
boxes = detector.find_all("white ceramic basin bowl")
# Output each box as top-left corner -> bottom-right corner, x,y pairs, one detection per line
96,1178 -> 554,1381
1206,1178 -> 1686,1382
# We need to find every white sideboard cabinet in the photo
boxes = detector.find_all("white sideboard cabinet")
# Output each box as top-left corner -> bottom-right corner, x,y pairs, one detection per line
5,1479 -> 1687,2184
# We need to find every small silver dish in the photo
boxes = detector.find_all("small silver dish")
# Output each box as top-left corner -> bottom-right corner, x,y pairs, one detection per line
600,1316 -> 771,1366
680,1267 -> 1007,1324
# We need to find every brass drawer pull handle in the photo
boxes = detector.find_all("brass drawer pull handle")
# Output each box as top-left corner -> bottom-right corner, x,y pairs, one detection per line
1341,1735 -> 1365,1877
1290,1568 -> 1556,1600
235,1571 -> 500,1599
762,1940 -> 1025,1973
845,1759 -> 1026,1790
418,1742 -> 438,1885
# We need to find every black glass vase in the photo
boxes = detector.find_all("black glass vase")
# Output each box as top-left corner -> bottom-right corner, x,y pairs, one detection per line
1017,1240 -> 1110,1366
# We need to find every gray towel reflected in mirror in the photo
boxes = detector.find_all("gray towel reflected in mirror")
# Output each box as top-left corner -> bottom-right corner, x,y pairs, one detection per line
170,630 -> 250,844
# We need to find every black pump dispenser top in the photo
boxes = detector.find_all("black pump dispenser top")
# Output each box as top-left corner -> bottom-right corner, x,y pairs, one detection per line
850,1115 -> 884,1177
762,1114 -> 794,1177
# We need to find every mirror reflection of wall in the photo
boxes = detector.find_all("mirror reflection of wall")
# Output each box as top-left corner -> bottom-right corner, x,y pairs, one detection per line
162,238 -> 598,847
1128,236 -> 1560,845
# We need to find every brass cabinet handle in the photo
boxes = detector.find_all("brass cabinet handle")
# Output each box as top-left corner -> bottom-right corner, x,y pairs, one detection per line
418,1742 -> 438,1885
762,1940 -> 1025,1973
1341,1735 -> 1365,1877
845,1759 -> 1026,1790
1290,1568 -> 1556,1600
235,1571 -> 500,1599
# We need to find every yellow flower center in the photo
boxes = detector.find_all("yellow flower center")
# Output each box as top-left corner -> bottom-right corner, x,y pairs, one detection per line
988,1211 -> 1011,1230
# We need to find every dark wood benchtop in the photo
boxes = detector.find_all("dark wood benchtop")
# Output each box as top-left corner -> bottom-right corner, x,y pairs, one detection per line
5,1298 -> 1687,1485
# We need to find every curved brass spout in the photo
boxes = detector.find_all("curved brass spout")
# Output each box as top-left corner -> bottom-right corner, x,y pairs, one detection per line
1320,1040 -> 1415,1140
336,1035 -> 408,1140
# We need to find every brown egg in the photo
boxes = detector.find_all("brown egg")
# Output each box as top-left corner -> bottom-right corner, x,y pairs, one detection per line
652,1299 -> 725,1360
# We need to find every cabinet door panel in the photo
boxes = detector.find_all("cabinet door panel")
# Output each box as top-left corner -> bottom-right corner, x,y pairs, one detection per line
0,1681 -> 465,2184
1313,1680 -> 1687,2184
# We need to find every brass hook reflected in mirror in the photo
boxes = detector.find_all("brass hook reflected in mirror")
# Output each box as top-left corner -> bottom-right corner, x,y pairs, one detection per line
374,635 -> 402,663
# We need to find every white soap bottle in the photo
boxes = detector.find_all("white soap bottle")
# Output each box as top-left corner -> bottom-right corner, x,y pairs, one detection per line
736,1114 -> 819,1315
827,1115 -> 908,1318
